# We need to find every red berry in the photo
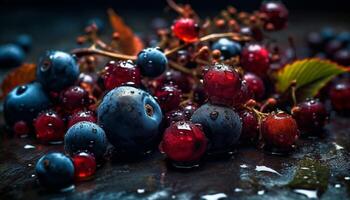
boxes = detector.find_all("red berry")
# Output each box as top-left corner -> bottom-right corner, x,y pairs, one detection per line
60,86 -> 91,112
239,109 -> 259,144
165,110 -> 186,126
13,120 -> 30,138
172,18 -> 199,43
203,63 -> 241,106
160,121 -> 207,167
232,80 -> 252,107
150,70 -> 192,93
155,83 -> 182,112
34,111 -> 66,143
241,44 -> 270,77
292,99 -> 328,136
260,112 -> 299,153
68,110 -> 97,128
72,152 -> 96,181
102,60 -> 141,90
181,101 -> 198,119
243,73 -> 265,99
330,80 -> 350,113
260,1 -> 289,30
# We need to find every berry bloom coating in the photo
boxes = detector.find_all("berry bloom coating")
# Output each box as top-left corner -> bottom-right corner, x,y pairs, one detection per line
160,121 -> 207,164
155,84 -> 182,112
292,99 -> 328,136
172,18 -> 199,43
203,63 -> 241,106
260,1 -> 289,30
36,50 -> 79,92
97,86 -> 162,155
102,60 -> 141,90
72,152 -> 96,181
59,86 -> 91,112
4,82 -> 51,126
191,103 -> 242,154
238,109 -> 259,144
35,152 -> 74,190
68,110 -> 97,128
64,121 -> 108,159
243,73 -> 265,99
260,112 -> 299,152
0,44 -> 25,68
212,38 -> 242,59
241,43 -> 270,77
136,47 -> 167,78
34,111 -> 66,143
330,80 -> 350,112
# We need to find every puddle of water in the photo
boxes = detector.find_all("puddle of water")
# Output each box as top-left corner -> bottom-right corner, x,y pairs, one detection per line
255,165 -> 281,176
293,189 -> 318,199
201,193 -> 227,200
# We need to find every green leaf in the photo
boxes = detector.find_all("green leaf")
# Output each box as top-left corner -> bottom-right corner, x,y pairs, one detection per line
275,58 -> 349,100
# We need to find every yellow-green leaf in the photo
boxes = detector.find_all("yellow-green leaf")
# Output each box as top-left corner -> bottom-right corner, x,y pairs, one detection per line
275,58 -> 349,100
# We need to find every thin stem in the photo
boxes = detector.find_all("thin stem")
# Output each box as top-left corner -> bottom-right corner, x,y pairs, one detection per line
71,47 -> 137,61
168,60 -> 193,74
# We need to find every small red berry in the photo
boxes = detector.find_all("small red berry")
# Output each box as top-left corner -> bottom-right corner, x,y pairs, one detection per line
181,101 -> 198,120
232,80 -> 253,107
241,43 -> 270,77
260,112 -> 299,153
34,111 -> 66,143
260,1 -> 289,30
102,60 -> 141,90
172,18 -> 199,43
13,120 -> 30,138
60,86 -> 91,112
150,70 -> 192,93
68,110 -> 97,128
243,73 -> 265,99
330,80 -> 350,113
72,152 -> 96,181
239,109 -> 259,144
165,110 -> 186,126
203,63 -> 241,106
155,83 -> 182,112
160,121 -> 207,167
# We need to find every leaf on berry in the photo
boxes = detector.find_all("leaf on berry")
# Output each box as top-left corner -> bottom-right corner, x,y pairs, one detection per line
275,58 -> 349,101
0,63 -> 36,99
107,9 -> 144,56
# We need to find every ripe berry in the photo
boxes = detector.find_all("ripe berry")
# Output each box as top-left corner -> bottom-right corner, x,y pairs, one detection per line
68,110 -> 96,128
260,112 -> 299,153
4,82 -> 51,127
0,44 -> 25,68
260,1 -> 288,30
64,121 -> 108,159
193,84 -> 207,105
177,50 -> 197,69
37,50 -> 79,92
13,120 -> 30,137
34,110 -> 66,143
97,86 -> 162,155
243,73 -> 265,99
158,70 -> 192,93
15,34 -> 32,53
306,32 -> 323,52
35,152 -> 74,190
212,38 -> 242,59
292,98 -> 328,136
72,152 -> 96,181
181,101 -> 198,119
240,26 -> 263,41
102,60 -> 141,90
86,17 -> 105,33
136,47 -> 167,78
330,80 -> 350,113
325,39 -> 343,56
191,103 -> 242,155
241,43 -> 270,77
172,18 -> 199,43
333,49 -> 350,66
155,83 -> 182,112
232,80 -> 252,107
320,27 -> 335,42
203,63 -> 241,106
165,109 -> 186,126
160,121 -> 207,168
238,109 -> 259,144
59,86 -> 91,112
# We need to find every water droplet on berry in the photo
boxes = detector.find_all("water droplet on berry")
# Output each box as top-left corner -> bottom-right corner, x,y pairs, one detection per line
210,111 -> 219,120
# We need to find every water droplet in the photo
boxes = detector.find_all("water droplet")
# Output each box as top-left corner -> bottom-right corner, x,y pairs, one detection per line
293,189 -> 318,199
210,111 -> 219,120
255,166 -> 281,176
24,144 -> 35,149
234,188 -> 243,192
335,184 -> 341,188
137,188 -> 145,194
201,193 -> 227,200
257,190 -> 265,195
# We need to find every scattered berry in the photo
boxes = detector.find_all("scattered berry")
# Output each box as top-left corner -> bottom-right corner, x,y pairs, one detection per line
136,47 -> 167,78
15,34 -> 32,53
172,18 -> 199,43
243,73 -> 265,99
155,83 -> 182,112
241,43 -> 270,77
330,80 -> 350,113
34,110 -> 66,143
68,110 -> 97,128
260,1 -> 289,30
212,38 -> 242,59
0,44 -> 25,68
72,152 -> 96,181
59,86 -> 91,112
238,109 -> 259,144
13,120 -> 30,137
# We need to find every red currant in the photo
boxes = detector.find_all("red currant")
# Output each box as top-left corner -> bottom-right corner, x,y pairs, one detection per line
150,70 -> 192,93
165,110 -> 186,126
260,1 -> 289,30
241,43 -> 270,77
72,152 -> 96,181
13,120 -> 30,138
102,60 -> 141,90
160,121 -> 207,168
239,109 -> 259,144
155,83 -> 182,112
34,111 -> 66,143
203,63 -> 241,106
60,86 -> 91,112
172,18 -> 199,43
330,80 -> 350,113
292,98 -> 328,136
260,112 -> 299,153
243,73 -> 265,99
232,80 -> 252,107
68,110 -> 97,128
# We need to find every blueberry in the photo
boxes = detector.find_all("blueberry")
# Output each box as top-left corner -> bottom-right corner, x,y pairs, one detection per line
35,152 -> 74,190
320,27 -> 335,42
86,17 -> 105,32
15,34 -> 32,53
4,82 -> 51,127
212,38 -> 242,59
64,121 -> 108,159
0,44 -> 25,68
136,47 -> 167,78
336,31 -> 350,45
191,103 -> 242,154
36,50 -> 79,92
97,86 -> 162,155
